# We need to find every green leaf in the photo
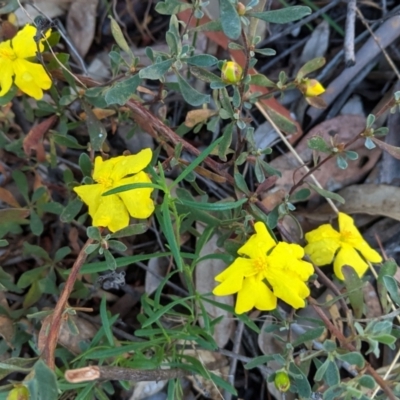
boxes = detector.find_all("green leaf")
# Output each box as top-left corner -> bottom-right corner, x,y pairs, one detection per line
52,133 -> 86,149
366,114 -> 375,128
100,295 -> 114,346
383,275 -> 400,306
155,0 -> 192,15
373,334 -> 396,346
308,183 -> 345,204
290,188 -> 311,202
264,105 -> 297,134
0,86 -> 17,105
184,55 -> 218,67
324,361 -> 340,386
342,266 -> 364,319
29,210 -> 43,236
110,223 -> 149,238
176,71 -> 210,106
139,59 -> 174,80
172,135 -> 223,187
60,197 -> 83,223
219,0 -> 241,40
190,66 -> 224,84
247,6 -> 311,24
307,136 -> 331,153
234,173 -> 250,196
25,360 -> 58,400
218,122 -> 234,161
254,48 -> 276,56
158,200 -> 183,271
81,100 -> 107,151
108,16 -> 134,60
104,74 -> 141,106
358,375 -> 376,390
336,352 -> 365,368
288,362 -> 311,398
12,170 -> 29,203
79,153 -> 92,177
103,182 -> 161,196
292,327 -> 325,347
296,57 -> 326,80
179,197 -> 247,211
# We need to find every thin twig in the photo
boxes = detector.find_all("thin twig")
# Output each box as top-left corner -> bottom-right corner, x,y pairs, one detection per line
41,238 -> 94,369
255,101 -> 339,215
356,7 -> 400,80
344,0 -> 356,66
224,321 -> 245,400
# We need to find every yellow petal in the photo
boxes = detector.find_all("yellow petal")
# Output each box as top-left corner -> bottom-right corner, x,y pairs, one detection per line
92,194 -> 130,232
13,59 -> 51,99
305,79 -> 325,97
304,238 -> 340,266
117,172 -> 154,219
235,276 -> 277,314
93,156 -> 117,182
73,183 -> 103,218
269,270 -> 310,308
214,257 -> 254,282
333,244 -> 368,280
238,221 -> 276,259
12,25 -> 42,58
0,57 -> 13,97
305,223 -> 340,243
110,149 -> 152,181
338,213 -> 382,263
213,270 -> 244,296
354,241 -> 382,264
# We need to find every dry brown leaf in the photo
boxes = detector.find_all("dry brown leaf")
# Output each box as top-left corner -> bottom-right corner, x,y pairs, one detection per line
184,348 -> 229,400
326,294 -> 343,336
0,187 -> 21,208
23,115 -> 58,162
337,184 -> 400,221
363,281 -> 383,319
66,0 -> 98,58
270,115 -> 381,196
79,108 -> 116,121
58,315 -> 97,355
145,257 -> 169,295
195,223 -> 234,348
184,109 -> 218,128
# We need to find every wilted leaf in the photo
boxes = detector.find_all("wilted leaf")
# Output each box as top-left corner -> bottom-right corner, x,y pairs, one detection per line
184,109 -> 218,128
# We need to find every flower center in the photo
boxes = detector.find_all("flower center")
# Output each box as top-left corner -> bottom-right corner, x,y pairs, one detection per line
0,46 -> 17,61
340,229 -> 354,243
97,176 -> 114,188
253,256 -> 268,274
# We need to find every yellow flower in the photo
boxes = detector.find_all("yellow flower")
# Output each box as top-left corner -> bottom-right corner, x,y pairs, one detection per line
302,78 -> 325,97
0,25 -> 52,100
213,221 -> 314,314
304,212 -> 382,280
221,61 -> 243,84
73,149 -> 155,233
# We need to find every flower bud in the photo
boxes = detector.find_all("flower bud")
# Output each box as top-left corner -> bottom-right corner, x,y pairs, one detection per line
237,2 -> 246,16
302,78 -> 325,97
221,61 -> 243,84
274,371 -> 290,392
7,386 -> 30,400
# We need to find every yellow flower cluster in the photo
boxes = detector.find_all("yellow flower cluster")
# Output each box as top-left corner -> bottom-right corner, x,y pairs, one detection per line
0,25 -> 52,100
213,213 -> 382,314
74,149 -> 154,233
